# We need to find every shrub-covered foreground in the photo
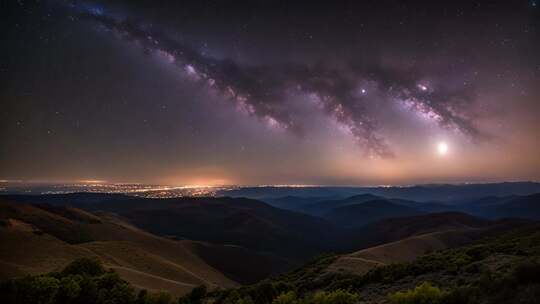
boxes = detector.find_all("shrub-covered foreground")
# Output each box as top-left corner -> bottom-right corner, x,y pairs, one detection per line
388,282 -> 445,304
0,258 -> 361,304
210,224 -> 540,304
208,261 -> 540,304
0,257 -> 200,304
2,224 -> 540,304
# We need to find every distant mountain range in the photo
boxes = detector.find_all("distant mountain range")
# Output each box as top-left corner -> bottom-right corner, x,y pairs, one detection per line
221,182 -> 540,202
323,199 -> 422,228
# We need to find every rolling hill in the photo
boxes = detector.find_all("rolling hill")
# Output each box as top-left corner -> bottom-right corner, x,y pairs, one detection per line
0,197 -> 293,295
457,193 -> 540,219
5,194 -> 340,261
2,191 -> 539,300
329,228 -> 490,275
263,196 -> 334,212
246,221 -> 540,304
219,182 -> 540,203
323,199 -> 423,228
341,212 -> 492,250
326,214 -> 529,278
302,194 -> 383,216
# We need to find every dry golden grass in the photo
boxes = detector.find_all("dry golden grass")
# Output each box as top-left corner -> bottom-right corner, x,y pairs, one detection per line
328,228 -> 480,275
0,227 -> 96,277
111,266 -> 196,296
0,200 -> 238,296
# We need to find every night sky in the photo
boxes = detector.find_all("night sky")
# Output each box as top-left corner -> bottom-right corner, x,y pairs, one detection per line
1,0 -> 540,185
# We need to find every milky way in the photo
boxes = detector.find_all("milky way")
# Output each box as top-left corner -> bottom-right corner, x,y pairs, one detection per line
76,3 -> 487,157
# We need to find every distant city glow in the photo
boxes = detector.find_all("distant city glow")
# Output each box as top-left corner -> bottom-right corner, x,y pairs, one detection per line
0,180 -> 236,198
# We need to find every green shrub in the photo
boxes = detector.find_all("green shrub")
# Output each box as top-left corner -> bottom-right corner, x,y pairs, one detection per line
28,276 -> 61,304
311,290 -> 359,304
136,289 -> 173,304
235,296 -> 255,304
96,281 -> 135,304
62,257 -> 105,277
0,257 -> 143,304
75,275 -> 99,304
272,291 -> 299,304
389,282 -> 445,304
57,276 -> 82,302
146,291 -> 173,304
270,290 -> 360,304
96,272 -> 125,290
219,290 -> 243,304
463,263 -> 481,274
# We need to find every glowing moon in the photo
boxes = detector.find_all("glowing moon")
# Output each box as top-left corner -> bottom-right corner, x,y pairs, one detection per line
437,142 -> 449,155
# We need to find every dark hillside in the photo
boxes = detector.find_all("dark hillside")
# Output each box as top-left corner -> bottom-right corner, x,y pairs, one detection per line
341,212 -> 492,250
323,199 -> 422,228
2,194 -> 340,262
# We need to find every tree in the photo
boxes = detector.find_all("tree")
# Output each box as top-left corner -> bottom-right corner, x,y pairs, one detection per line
75,275 -> 99,304
23,276 -> 60,304
62,257 -> 105,277
57,276 -> 82,303
96,272 -> 124,290
97,282 -> 136,304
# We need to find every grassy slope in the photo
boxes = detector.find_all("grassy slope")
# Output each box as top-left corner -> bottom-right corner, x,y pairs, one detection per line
0,198 -> 239,296
0,225 -> 95,280
342,212 -> 491,249
261,222 -> 540,303
328,228 -> 482,275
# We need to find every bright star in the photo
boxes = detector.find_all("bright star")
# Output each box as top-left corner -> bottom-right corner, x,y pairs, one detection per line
418,84 -> 428,92
437,142 -> 449,155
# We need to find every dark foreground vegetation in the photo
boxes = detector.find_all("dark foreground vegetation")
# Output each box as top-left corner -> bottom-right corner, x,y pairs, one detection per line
3,223 -> 540,304
1,257 -> 171,304
205,223 -> 540,304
